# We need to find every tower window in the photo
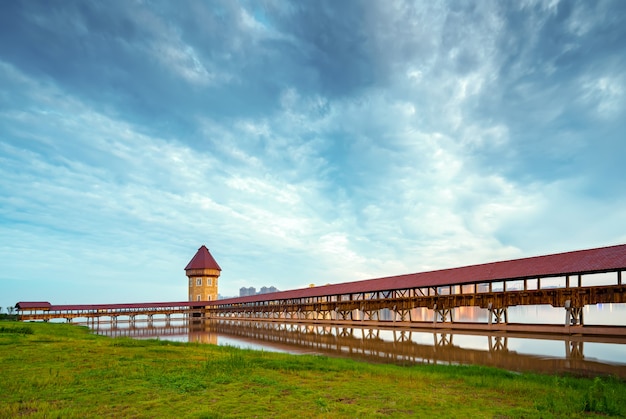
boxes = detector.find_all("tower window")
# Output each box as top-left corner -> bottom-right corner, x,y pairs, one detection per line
197,295 -> 201,301
196,278 -> 202,286
207,278 -> 212,286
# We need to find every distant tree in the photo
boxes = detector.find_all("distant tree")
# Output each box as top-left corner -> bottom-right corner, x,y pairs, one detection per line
6,306 -> 14,315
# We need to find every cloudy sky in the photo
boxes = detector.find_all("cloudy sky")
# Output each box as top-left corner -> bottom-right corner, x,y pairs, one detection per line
1,0 -> 625,308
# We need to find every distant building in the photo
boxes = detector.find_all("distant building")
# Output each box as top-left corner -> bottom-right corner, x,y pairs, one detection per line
240,286 -> 279,296
184,245 -> 221,302
239,287 -> 257,297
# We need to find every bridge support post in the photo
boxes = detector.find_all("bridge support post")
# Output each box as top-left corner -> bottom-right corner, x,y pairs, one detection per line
564,300 -> 584,326
433,305 -> 453,323
488,303 -> 508,325
360,306 -> 379,321
393,306 -> 411,322
337,310 -> 353,320
370,310 -> 379,321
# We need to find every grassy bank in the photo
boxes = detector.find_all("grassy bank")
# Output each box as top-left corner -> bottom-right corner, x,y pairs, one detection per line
1,322 -> 624,418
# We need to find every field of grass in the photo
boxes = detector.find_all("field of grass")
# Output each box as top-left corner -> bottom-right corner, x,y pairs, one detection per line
1,321 -> 625,418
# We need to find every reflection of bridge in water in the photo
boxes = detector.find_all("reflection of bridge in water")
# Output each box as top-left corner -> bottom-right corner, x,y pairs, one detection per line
91,319 -> 626,379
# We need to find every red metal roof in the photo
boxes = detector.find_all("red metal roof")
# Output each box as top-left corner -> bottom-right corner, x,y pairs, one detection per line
15,244 -> 626,311
184,245 -> 221,271
15,302 -> 51,310
213,243 -> 626,305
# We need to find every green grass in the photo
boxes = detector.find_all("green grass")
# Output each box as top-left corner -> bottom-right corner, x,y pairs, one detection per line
0,321 -> 624,418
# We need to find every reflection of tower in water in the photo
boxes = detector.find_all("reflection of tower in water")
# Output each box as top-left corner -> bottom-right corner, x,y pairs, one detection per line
188,320 -> 217,344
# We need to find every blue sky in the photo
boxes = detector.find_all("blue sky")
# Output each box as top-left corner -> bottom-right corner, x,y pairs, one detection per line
1,0 -> 625,308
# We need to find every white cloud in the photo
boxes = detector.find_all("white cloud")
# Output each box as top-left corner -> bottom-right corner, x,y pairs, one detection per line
1,2 -> 625,308
580,75 -> 625,118
156,42 -> 216,86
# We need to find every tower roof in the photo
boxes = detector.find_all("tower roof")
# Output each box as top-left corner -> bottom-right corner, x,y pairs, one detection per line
184,245 -> 221,271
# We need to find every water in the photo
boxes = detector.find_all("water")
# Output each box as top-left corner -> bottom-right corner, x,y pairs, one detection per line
88,304 -> 626,378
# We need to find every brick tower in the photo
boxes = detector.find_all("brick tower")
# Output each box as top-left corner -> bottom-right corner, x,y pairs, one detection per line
185,245 -> 221,301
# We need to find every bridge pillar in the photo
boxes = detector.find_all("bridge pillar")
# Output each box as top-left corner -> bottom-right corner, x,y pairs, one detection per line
433,304 -> 454,323
393,306 -> 411,322
362,309 -> 379,321
319,310 -> 331,320
337,310 -> 353,320
564,300 -> 584,326
487,303 -> 508,325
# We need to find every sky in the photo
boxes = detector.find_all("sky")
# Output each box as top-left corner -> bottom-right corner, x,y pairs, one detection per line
1,0 -> 625,309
